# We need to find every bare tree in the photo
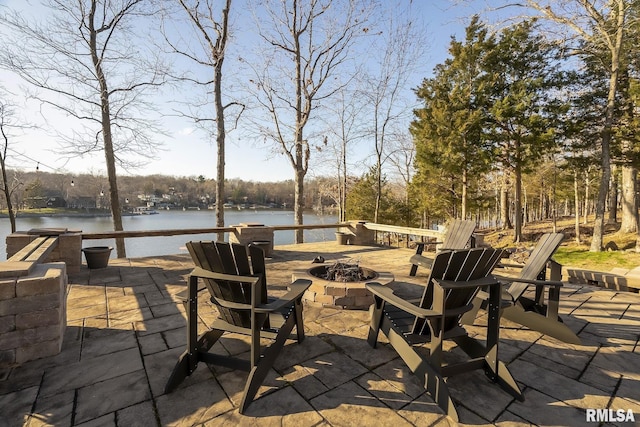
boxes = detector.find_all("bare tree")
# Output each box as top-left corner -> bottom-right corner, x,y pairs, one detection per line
0,0 -> 167,257
387,131 -> 416,205
620,164 -> 638,232
322,84 -> 367,222
0,93 -> 23,232
162,0 -> 243,240
359,2 -> 425,223
522,0 -> 632,251
246,0 -> 372,243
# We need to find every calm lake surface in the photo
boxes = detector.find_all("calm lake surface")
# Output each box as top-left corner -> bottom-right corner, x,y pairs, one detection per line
1,210 -> 339,260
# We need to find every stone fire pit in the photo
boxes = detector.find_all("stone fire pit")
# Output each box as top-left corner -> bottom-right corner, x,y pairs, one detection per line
293,259 -> 394,310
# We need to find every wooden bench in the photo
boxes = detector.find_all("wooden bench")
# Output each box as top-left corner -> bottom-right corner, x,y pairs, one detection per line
1,235 -> 59,278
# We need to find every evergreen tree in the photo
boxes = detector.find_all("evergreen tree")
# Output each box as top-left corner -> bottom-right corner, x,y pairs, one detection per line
411,17 -> 494,222
485,20 -> 568,242
346,166 -> 399,223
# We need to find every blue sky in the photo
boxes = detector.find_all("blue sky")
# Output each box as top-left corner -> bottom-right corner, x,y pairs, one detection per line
1,0 -> 510,182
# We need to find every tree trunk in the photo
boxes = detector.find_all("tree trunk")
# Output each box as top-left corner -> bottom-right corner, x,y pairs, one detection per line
461,168 -> 467,219
500,174 -> 512,229
590,0 -> 624,252
574,170 -> 581,244
215,68 -> 226,241
374,163 -> 381,223
294,166 -> 305,243
591,165 -> 610,252
0,155 -> 16,232
341,142 -> 347,222
620,165 -> 638,233
608,164 -> 618,224
214,29 -> 227,241
514,163 -> 522,243
89,1 -> 125,258
584,170 -> 590,225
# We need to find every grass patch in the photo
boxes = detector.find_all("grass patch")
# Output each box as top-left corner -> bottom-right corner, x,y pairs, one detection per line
483,216 -> 640,272
554,247 -> 640,271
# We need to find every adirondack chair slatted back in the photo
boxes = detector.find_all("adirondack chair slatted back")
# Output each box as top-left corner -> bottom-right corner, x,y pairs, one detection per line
442,219 -> 476,249
414,248 -> 503,334
186,241 -> 267,328
507,233 -> 564,300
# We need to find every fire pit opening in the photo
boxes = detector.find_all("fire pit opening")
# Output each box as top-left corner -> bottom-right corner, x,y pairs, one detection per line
293,258 -> 394,310
309,259 -> 378,283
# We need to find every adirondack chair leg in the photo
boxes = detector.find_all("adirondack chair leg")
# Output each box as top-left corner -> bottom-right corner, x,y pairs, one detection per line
164,328 -> 225,393
165,274 -> 225,393
367,296 -> 385,348
294,298 -> 305,343
380,316 -> 458,421
453,283 -> 523,401
409,243 -> 424,276
546,286 -> 560,320
240,307 -> 298,414
164,350 -> 192,393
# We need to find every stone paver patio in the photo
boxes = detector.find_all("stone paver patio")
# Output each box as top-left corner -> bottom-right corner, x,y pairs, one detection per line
1,242 -> 639,426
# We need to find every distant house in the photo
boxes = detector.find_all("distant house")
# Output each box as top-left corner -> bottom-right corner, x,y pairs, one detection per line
46,197 -> 66,208
70,196 -> 97,209
25,196 -> 48,209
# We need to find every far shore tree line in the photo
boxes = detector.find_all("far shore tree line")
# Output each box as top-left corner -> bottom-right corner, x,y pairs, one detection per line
1,1 -> 639,254
0,171 -> 343,213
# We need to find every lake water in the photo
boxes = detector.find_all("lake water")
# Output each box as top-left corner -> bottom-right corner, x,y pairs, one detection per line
1,210 -> 339,260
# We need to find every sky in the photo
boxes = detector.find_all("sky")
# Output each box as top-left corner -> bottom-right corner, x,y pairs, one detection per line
0,0 -> 510,182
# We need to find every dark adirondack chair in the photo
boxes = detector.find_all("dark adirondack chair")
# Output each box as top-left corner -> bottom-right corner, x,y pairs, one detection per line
165,241 -> 312,413
463,233 -> 580,344
409,219 -> 476,276
367,248 -> 523,422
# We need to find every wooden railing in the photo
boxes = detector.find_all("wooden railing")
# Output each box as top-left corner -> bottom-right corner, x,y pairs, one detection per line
81,227 -> 236,240
362,222 -> 443,248
81,223 -> 347,240
79,221 -> 445,250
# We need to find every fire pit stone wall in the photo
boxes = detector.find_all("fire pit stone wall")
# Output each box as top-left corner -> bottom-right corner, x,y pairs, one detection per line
292,264 -> 393,310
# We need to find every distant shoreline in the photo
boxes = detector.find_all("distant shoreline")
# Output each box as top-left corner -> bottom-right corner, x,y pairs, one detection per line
0,207 -> 336,219
1,212 -> 113,218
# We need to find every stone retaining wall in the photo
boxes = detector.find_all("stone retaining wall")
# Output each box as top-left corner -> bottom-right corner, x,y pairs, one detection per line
567,266 -> 640,292
0,263 -> 67,366
6,230 -> 82,273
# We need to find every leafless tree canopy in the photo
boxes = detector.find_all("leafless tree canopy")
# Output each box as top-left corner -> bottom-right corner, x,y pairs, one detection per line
245,0 -> 375,242
0,0 -> 168,170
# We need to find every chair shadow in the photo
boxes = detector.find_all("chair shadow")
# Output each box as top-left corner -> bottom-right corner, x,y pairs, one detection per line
153,322 -> 636,426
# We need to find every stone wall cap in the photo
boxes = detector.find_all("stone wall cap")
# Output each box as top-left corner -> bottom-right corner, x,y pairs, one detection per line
27,228 -> 68,236
0,261 -> 34,278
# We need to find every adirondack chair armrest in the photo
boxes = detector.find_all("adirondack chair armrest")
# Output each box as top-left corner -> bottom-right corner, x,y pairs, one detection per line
415,241 -> 443,250
255,279 -> 312,313
495,275 -> 563,288
190,267 -> 261,286
497,262 -> 525,269
366,282 -> 440,319
409,254 -> 434,269
433,276 -> 499,290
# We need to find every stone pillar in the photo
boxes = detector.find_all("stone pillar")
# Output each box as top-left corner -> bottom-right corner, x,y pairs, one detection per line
346,221 -> 375,246
229,223 -> 274,257
6,229 -> 82,273
0,263 -> 67,366
55,232 -> 83,273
